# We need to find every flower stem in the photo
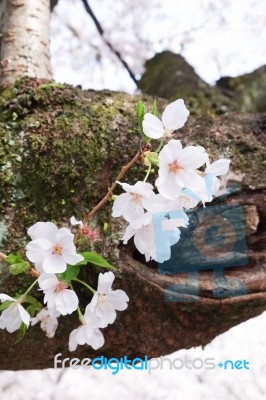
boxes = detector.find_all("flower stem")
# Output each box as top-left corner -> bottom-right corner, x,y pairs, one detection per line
155,138 -> 165,153
20,279 -> 38,303
73,278 -> 96,294
143,163 -> 152,182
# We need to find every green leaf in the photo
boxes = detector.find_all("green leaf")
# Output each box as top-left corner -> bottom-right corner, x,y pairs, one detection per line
10,261 -> 29,275
22,295 -> 40,305
59,265 -> 81,282
136,100 -> 147,140
144,151 -> 160,167
26,303 -> 42,316
0,301 -> 12,311
22,295 -> 42,317
77,252 -> 116,270
15,322 -> 27,344
151,100 -> 158,116
136,100 -> 145,122
6,252 -> 23,265
6,253 -> 29,276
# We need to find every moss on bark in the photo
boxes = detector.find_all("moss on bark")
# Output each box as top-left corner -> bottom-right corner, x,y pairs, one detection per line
217,65 -> 266,112
138,51 -> 237,115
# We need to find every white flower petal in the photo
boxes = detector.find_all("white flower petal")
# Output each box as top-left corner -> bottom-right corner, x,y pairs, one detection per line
69,328 -> 80,351
27,222 -> 46,240
55,289 -> 79,315
42,254 -> 67,274
122,225 -> 137,244
84,307 -> 107,328
162,99 -> 189,131
38,273 -> 58,291
97,272 -> 115,294
106,290 -> 129,311
112,193 -> 131,217
142,113 -> 164,139
0,304 -> 22,333
17,304 -> 30,327
177,170 -> 206,195
88,292 -> 98,312
207,159 -> 230,176
87,329 -> 105,350
177,146 -> 207,170
156,172 -> 182,200
70,216 -> 83,226
29,222 -> 58,242
0,301 -> 29,333
0,294 -> 15,302
26,238 -> 51,265
62,251 -> 84,266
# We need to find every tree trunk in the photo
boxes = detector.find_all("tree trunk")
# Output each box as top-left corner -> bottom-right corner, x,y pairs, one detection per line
0,0 -> 52,89
0,78 -> 265,370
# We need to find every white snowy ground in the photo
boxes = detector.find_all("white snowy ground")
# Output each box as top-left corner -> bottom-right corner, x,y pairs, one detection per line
0,312 -> 265,400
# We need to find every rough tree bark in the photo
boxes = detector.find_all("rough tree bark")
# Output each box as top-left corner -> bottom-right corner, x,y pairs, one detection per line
0,77 -> 265,370
0,0 -> 265,370
0,0 -> 52,89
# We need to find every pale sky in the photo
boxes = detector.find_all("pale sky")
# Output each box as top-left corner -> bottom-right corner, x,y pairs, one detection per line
50,0 -> 266,92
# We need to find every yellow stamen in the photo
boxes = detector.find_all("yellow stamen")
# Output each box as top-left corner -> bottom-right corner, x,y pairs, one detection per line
53,244 -> 63,255
131,193 -> 142,204
168,162 -> 181,173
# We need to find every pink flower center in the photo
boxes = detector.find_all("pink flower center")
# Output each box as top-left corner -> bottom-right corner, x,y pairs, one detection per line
53,244 -> 63,255
131,193 -> 142,204
56,281 -> 68,292
168,162 -> 181,173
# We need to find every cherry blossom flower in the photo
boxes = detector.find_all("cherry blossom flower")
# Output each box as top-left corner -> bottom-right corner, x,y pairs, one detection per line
142,99 -> 189,139
88,272 -> 129,324
26,222 -> 83,273
206,158 -> 231,198
156,139 -> 207,200
123,214 -> 178,262
38,273 -> 79,315
69,307 -> 107,351
31,307 -> 59,338
193,158 -> 231,204
0,294 -> 30,333
122,199 -> 188,262
112,181 -> 156,222
145,193 -> 198,213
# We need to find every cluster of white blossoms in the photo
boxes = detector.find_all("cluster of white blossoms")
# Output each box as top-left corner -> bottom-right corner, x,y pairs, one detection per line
69,271 -> 129,351
0,222 -> 129,350
0,97 -> 229,352
112,99 -> 230,262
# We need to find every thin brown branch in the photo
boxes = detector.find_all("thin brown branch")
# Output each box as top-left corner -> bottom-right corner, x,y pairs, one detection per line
0,251 -> 40,277
29,268 -> 40,278
0,252 -> 7,261
83,150 -> 140,222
